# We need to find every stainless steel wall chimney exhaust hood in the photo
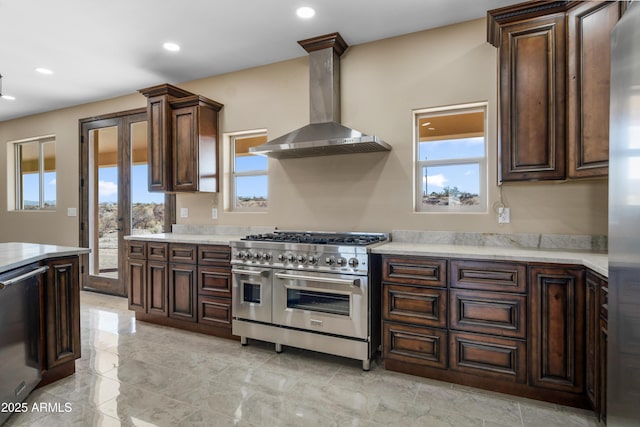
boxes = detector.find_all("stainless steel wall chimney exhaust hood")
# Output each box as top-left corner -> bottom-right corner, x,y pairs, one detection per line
250,32 -> 391,159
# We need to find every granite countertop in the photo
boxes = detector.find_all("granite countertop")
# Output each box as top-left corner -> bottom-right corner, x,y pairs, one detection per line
0,242 -> 90,274
124,233 -> 243,245
371,242 -> 608,277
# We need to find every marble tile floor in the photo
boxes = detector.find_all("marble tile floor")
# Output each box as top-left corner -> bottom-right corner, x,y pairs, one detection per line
5,291 -> 600,427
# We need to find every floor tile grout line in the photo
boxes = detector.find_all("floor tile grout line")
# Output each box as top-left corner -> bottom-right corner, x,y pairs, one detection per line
518,402 -> 525,427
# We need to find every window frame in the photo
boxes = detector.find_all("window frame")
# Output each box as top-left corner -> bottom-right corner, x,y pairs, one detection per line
12,135 -> 56,211
413,102 -> 488,213
230,131 -> 268,212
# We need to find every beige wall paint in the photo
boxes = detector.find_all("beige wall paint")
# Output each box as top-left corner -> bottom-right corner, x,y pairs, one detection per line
0,18 -> 608,246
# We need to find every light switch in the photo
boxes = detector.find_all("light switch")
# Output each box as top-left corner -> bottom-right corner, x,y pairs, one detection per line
212,208 -> 218,219
67,207 -> 77,217
180,208 -> 189,218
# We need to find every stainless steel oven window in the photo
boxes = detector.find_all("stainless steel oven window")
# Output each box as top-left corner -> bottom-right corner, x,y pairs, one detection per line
286,288 -> 351,316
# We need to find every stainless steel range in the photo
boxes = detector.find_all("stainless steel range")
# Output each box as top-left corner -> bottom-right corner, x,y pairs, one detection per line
230,231 -> 388,370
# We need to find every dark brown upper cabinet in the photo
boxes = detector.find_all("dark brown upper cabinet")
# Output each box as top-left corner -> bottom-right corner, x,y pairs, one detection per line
488,1 -> 624,183
139,83 -> 223,193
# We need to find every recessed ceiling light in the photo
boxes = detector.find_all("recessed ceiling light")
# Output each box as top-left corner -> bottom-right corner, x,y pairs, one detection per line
163,42 -> 181,52
1,95 -> 16,100
35,68 -> 53,75
428,127 -> 435,131
296,6 -> 315,18
421,122 -> 432,127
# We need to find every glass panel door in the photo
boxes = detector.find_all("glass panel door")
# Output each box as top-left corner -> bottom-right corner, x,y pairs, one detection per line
80,111 -> 172,296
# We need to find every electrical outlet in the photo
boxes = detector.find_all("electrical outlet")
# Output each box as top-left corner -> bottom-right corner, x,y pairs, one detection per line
212,208 -> 218,219
498,207 -> 510,224
180,208 -> 189,218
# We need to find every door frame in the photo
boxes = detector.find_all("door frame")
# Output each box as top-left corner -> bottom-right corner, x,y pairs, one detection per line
79,108 -> 175,295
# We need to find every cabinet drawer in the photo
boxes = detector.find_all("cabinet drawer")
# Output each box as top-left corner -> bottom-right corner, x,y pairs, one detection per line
383,257 -> 447,287
450,331 -> 526,384
198,296 -> 232,327
127,241 -> 147,259
198,245 -> 231,266
383,284 -> 447,328
451,260 -> 526,293
198,266 -> 231,297
148,242 -> 169,261
169,243 -> 197,264
450,289 -> 527,338
383,322 -> 447,369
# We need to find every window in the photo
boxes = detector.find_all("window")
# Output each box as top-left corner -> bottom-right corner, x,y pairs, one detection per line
414,103 -> 487,212
230,132 -> 268,210
14,136 -> 56,210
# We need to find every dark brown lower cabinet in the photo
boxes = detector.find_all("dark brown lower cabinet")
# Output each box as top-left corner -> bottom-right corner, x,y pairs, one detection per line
147,261 -> 168,316
127,258 -> 146,312
599,316 -> 608,426
43,257 -> 81,369
198,296 -> 232,327
450,331 -> 526,383
382,255 -> 600,411
169,263 -> 197,322
530,265 -> 586,394
383,322 -> 448,369
37,256 -> 82,389
125,240 -> 233,339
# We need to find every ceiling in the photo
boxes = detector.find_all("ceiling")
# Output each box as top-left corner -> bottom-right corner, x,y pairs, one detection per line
0,0 -> 520,123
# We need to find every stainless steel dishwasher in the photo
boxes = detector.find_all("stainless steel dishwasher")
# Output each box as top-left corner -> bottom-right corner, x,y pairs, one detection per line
0,263 -> 48,425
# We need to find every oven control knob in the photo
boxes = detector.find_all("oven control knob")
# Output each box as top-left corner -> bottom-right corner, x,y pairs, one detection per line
287,254 -> 296,263
277,253 -> 285,262
326,256 -> 336,266
235,251 -> 243,260
297,255 -> 307,264
348,258 -> 359,268
253,252 -> 262,261
308,256 -> 318,265
237,251 -> 248,260
336,257 -> 347,267
262,253 -> 272,261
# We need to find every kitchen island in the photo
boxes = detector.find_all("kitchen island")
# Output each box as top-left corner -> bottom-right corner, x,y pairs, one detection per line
0,243 -> 89,387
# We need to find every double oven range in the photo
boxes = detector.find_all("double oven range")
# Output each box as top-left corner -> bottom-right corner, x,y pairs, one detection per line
230,231 -> 388,370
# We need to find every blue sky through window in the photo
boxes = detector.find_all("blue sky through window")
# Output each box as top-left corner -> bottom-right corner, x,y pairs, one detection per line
419,137 -> 484,195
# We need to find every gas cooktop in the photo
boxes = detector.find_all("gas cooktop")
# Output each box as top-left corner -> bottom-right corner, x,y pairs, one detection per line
241,231 -> 388,246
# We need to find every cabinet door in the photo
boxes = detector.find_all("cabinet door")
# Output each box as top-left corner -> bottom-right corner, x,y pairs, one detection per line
450,260 -> 526,293
383,322 -> 447,369
147,95 -> 172,192
383,284 -> 447,328
382,256 -> 447,287
147,261 -> 168,316
198,296 -> 232,327
450,289 -> 526,338
44,257 -> 81,369
169,263 -> 197,322
198,245 -> 231,266
450,331 -> 526,384
599,316 -> 608,425
172,106 -> 198,192
198,266 -> 231,298
127,258 -> 146,312
585,271 -> 601,410
529,266 -> 585,393
567,1 -> 620,178
498,13 -> 566,182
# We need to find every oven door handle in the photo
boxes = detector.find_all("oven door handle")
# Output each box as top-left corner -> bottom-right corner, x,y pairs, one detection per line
275,272 -> 360,287
232,269 -> 270,277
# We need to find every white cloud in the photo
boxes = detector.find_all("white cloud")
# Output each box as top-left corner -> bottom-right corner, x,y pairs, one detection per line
426,174 -> 447,188
49,178 -> 56,185
464,170 -> 474,176
99,180 -> 117,196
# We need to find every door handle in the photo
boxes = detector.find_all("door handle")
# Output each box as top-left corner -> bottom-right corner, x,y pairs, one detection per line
275,272 -> 360,287
0,266 -> 49,289
232,269 -> 269,277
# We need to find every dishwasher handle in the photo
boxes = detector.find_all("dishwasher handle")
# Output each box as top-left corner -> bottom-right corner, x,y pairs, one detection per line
0,266 -> 49,289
